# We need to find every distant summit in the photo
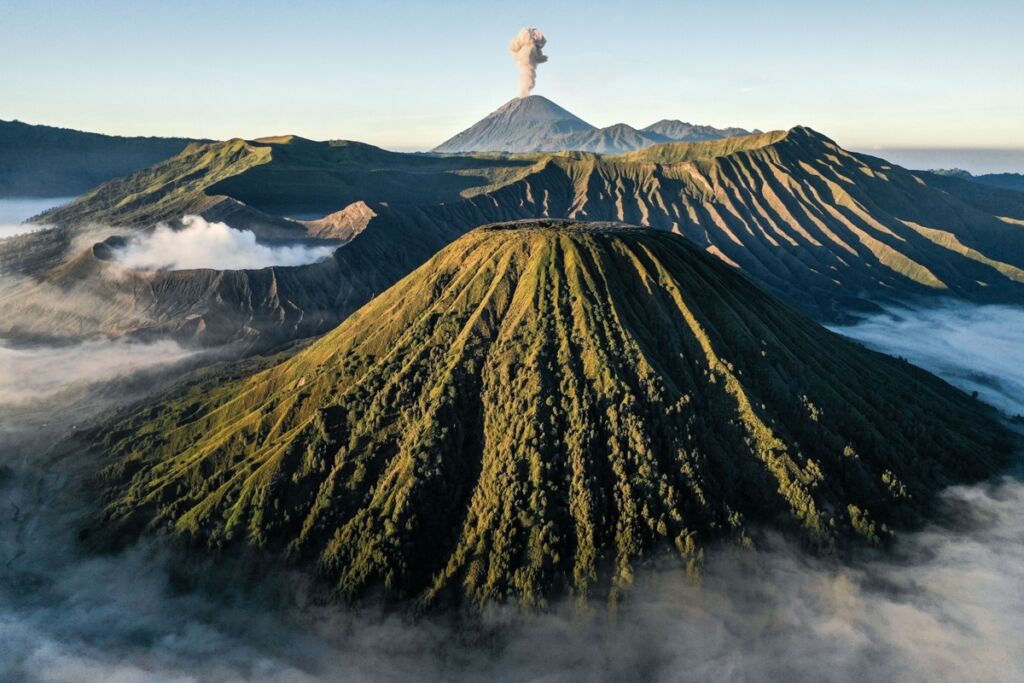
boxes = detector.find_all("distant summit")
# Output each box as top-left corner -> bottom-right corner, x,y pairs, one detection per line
433,95 -> 754,154
433,95 -> 595,153
642,119 -> 760,142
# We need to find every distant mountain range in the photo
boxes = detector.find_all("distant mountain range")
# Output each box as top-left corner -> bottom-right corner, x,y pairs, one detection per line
432,95 -> 756,154
5,126 -> 1024,347
92,221 -> 1014,607
0,119 -> 204,198
926,168 -> 1024,193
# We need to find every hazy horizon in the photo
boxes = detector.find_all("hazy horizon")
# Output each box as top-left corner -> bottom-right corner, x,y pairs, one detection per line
2,0 -> 1021,155
4,108 -> 1022,176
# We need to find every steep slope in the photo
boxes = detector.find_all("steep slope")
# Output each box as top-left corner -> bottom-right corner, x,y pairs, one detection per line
94,222 -> 1013,609
433,95 -> 596,153
642,119 -> 756,142
449,128 -> 1024,319
11,126 -> 1024,346
0,119 -> 202,198
39,135 -> 529,229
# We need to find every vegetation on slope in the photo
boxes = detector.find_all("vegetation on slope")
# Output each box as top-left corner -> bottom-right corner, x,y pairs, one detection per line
41,128 -> 1024,311
94,222 -> 1013,609
39,139 -> 275,228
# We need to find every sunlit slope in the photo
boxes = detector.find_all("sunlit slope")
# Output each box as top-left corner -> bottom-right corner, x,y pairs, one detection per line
40,135 -> 533,228
38,127 -> 1024,323
97,222 -> 1012,608
455,127 -> 1024,317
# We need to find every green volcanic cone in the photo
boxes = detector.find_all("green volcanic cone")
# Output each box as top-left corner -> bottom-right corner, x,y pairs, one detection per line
96,220 -> 1014,608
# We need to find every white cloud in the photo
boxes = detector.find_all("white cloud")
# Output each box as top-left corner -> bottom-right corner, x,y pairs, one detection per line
0,224 -> 45,240
113,215 -> 336,271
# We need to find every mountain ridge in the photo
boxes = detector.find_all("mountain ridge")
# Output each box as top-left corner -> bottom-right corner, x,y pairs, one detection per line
0,118 -> 205,198
6,126 -> 1024,347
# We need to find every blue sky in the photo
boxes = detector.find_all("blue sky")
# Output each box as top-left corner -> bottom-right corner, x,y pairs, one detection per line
1,0 -> 1021,153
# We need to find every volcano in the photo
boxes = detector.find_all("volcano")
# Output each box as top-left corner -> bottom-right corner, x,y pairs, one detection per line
96,221 -> 1012,608
432,95 -> 753,153
433,95 -> 596,153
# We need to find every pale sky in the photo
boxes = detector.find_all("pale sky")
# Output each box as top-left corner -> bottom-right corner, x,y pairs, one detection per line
1,0 -> 1022,154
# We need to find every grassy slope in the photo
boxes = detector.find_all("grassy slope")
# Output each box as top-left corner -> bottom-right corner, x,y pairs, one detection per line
11,127 -> 1024,347
456,127 -> 1024,318
96,223 -> 1013,608
39,139 -> 275,227
37,127 -> 1024,318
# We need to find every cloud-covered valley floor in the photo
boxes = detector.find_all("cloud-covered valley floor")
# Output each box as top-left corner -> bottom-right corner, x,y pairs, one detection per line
1,301 -> 1022,682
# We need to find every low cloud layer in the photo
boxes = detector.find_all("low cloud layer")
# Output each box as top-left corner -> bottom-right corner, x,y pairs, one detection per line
0,197 -> 71,240
830,301 -> 1024,415
0,302 -> 1022,681
0,338 -> 193,405
113,216 -> 336,271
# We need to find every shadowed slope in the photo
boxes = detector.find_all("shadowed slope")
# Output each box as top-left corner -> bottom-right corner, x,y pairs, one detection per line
95,222 -> 1013,609
0,119 -> 202,198
12,126 -> 1024,346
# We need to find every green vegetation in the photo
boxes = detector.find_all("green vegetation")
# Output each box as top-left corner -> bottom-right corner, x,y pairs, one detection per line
95,222 -> 1014,609
0,119 -> 198,198
34,125 -> 1024,329
41,135 -> 535,227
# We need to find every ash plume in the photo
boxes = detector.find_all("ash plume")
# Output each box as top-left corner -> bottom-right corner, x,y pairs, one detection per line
509,27 -> 547,98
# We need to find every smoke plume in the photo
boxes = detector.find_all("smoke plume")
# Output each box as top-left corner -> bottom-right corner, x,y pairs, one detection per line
113,215 -> 337,271
509,27 -> 547,98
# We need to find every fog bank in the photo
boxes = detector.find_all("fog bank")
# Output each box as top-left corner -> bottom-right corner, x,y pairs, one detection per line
829,302 -> 1024,415
0,338 -> 193,405
0,197 -> 72,240
0,302 -> 1021,682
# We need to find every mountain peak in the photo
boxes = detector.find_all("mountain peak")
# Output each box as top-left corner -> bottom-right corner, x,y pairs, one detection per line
641,119 -> 757,143
96,220 -> 1013,608
432,96 -> 594,154
495,94 -> 591,123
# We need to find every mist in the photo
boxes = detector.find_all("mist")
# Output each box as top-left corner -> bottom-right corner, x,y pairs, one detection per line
1,301 -> 1022,681
829,301 -> 1024,415
113,215 -> 336,271
0,197 -> 72,240
0,338 -> 193,405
